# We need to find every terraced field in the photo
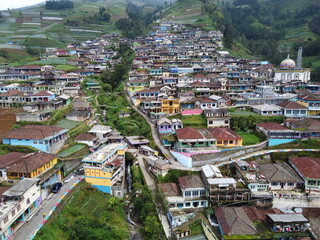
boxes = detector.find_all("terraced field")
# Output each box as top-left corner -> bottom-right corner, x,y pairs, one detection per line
163,0 -> 213,28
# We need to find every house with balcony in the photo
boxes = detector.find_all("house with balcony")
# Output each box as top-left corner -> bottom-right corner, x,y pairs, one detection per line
2,125 -> 68,154
201,164 -> 250,203
161,97 -> 180,114
82,143 -> 127,196
166,175 -> 208,209
289,157 -> 320,192
174,127 -> 216,153
296,94 -> 320,116
0,179 -> 41,240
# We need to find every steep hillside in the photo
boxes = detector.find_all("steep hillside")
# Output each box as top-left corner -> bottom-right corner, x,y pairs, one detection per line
0,0 -> 156,63
217,0 -> 320,68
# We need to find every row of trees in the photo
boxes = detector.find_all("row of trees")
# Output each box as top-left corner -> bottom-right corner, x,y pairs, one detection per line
45,0 -> 74,10
65,7 -> 111,27
115,1 -> 162,39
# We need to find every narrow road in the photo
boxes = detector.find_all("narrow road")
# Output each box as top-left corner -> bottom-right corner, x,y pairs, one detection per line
14,175 -> 81,240
124,88 -> 181,165
136,154 -> 171,238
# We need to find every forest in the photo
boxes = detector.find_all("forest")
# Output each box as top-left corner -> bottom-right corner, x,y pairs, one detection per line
45,0 -> 74,10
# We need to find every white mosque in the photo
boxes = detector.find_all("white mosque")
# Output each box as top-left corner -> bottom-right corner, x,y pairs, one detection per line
273,49 -> 310,83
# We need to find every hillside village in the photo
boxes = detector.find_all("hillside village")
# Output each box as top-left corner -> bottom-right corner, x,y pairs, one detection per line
0,3 -> 319,240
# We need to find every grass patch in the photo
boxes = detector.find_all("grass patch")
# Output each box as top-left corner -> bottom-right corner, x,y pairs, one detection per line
55,119 -> 81,130
34,182 -> 129,240
55,64 -> 78,71
57,144 -> 86,157
169,113 -> 206,128
158,169 -> 199,184
237,131 -> 264,145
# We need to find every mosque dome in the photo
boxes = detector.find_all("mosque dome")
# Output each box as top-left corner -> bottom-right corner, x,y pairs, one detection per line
280,55 -> 296,69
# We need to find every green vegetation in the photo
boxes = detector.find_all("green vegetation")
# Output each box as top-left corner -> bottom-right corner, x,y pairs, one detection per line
169,113 -> 206,128
231,115 -> 285,132
131,166 -> 165,239
55,64 -> 78,72
189,220 -> 204,236
57,144 -> 87,158
98,93 -> 154,144
236,131 -> 265,145
34,183 -> 129,240
0,144 -> 37,156
206,0 -> 320,68
158,169 -> 199,184
45,0 -> 74,10
55,119 -> 81,130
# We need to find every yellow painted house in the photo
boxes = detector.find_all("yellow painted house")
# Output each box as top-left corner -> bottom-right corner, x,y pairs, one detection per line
296,95 -> 320,116
161,97 -> 180,114
208,128 -> 243,147
6,152 -> 58,179
82,143 -> 127,194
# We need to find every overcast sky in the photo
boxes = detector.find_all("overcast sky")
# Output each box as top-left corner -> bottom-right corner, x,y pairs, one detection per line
0,0 -> 44,10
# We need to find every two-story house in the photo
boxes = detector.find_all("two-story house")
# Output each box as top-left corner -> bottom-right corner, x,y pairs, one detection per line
204,108 -> 231,128
0,179 -> 41,240
296,94 -> 320,116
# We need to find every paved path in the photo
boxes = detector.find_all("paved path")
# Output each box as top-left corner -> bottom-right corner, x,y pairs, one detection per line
14,175 -> 81,240
124,88 -> 180,165
136,154 -> 171,239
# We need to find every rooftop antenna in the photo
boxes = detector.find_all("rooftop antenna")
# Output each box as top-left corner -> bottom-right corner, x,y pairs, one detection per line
296,47 -> 303,70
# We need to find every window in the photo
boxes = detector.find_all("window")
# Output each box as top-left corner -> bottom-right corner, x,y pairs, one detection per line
308,180 -> 317,185
225,120 -> 229,124
200,190 -> 207,196
17,205 -> 21,211
4,216 -> 8,224
192,190 -> 199,196
281,74 -> 285,80
287,183 -> 294,186
217,141 -> 222,144
209,121 -> 213,125
201,201 -> 207,207
185,191 -> 191,197
286,110 -> 292,114
185,202 -> 191,207
26,198 -> 30,204
33,140 -> 37,144
11,210 -> 15,217
271,182 -> 278,186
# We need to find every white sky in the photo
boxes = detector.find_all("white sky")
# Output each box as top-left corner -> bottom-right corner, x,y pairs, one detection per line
0,0 -> 45,10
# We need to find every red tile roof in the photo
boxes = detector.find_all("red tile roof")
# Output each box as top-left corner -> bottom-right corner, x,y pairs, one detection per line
208,128 -> 242,140
159,183 -> 180,196
290,157 -> 320,179
178,175 -> 204,189
4,125 -> 66,140
0,89 -> 24,97
32,90 -> 54,97
74,134 -> 97,141
298,94 -> 320,102
176,127 -> 215,140
6,152 -> 56,174
277,101 -> 307,109
256,123 -> 289,131
0,152 -> 28,169
192,73 -> 209,79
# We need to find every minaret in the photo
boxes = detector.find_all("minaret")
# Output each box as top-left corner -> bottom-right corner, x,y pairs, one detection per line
296,47 -> 303,70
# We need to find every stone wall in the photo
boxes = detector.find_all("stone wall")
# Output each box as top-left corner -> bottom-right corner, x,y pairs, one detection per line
191,141 -> 268,167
